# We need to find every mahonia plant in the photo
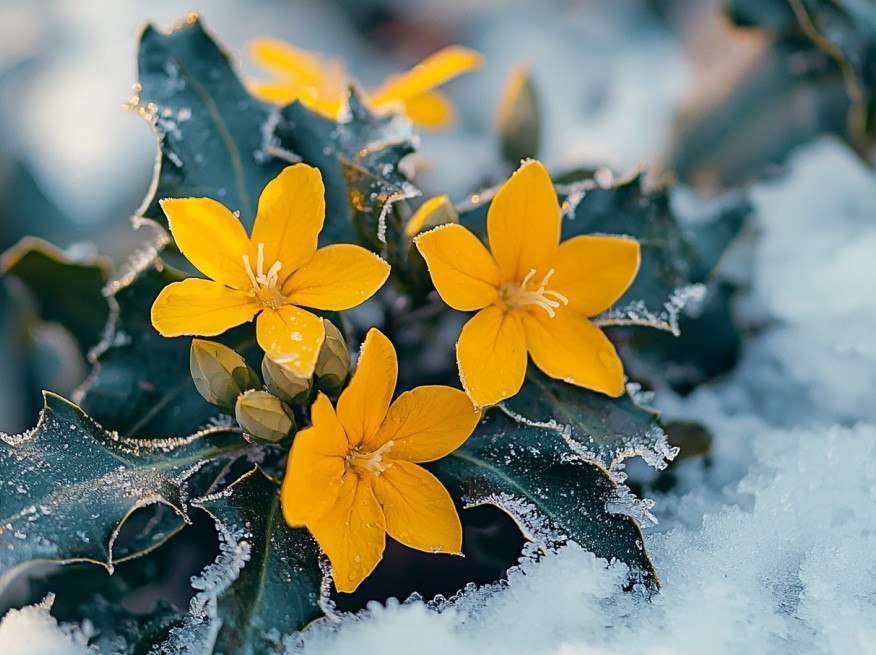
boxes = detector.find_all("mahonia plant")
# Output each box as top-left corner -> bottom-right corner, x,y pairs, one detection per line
0,13 -> 747,654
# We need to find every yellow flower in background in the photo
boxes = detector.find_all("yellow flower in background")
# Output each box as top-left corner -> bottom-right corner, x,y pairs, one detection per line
151,164 -> 390,377
248,38 -> 483,129
282,328 -> 480,593
415,160 -> 640,407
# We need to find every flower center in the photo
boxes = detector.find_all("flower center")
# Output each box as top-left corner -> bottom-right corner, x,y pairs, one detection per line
498,268 -> 569,318
243,243 -> 286,309
346,440 -> 395,476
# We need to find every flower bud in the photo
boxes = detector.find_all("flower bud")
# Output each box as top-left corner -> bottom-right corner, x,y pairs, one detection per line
315,319 -> 350,394
234,390 -> 296,444
405,195 -> 459,237
190,339 -> 260,411
262,354 -> 312,405
496,63 -> 540,166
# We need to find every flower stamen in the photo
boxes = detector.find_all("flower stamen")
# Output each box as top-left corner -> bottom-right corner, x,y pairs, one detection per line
243,242 -> 286,309
347,440 -> 395,476
500,268 -> 569,318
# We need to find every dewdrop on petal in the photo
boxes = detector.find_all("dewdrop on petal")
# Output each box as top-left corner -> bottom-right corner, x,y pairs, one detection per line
262,354 -> 313,406
235,389 -> 297,444
315,319 -> 350,394
190,339 -> 260,411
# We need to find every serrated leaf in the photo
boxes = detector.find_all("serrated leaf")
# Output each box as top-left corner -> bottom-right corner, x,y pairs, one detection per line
156,468 -> 323,655
134,16 -> 286,228
500,369 -> 674,472
428,409 -> 659,590
0,392 -> 252,594
273,88 -> 420,259
1,237 -> 111,353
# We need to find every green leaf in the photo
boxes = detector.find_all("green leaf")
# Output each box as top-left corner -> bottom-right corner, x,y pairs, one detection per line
159,468 -> 324,655
133,16 -> 286,229
429,407 -> 660,590
500,369 -> 675,472
0,392 -> 253,594
1,237 -> 111,353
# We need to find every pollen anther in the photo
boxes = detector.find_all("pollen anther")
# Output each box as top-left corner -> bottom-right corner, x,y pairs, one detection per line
243,242 -> 286,309
500,268 -> 569,317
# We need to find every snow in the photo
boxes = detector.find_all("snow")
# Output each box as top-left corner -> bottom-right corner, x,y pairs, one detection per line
0,598 -> 91,655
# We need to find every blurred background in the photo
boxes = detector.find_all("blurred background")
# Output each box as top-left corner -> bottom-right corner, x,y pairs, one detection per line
0,0 -> 865,433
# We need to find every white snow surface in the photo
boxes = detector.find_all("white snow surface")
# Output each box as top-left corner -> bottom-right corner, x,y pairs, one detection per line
1,140 -> 874,653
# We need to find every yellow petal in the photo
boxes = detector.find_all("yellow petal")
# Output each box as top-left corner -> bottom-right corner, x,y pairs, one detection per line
405,194 -> 457,238
368,386 -> 480,462
550,235 -> 640,316
523,311 -> 625,397
371,460 -> 462,555
456,305 -> 527,407
336,328 -> 397,447
487,159 -> 561,282
400,90 -> 454,129
248,81 -> 298,105
370,46 -> 483,105
151,278 -> 258,337
415,224 -> 500,312
251,164 -> 326,278
281,394 -> 349,526
247,38 -> 325,84
283,244 -> 390,311
306,474 -> 386,593
256,305 -> 326,377
161,198 -> 252,289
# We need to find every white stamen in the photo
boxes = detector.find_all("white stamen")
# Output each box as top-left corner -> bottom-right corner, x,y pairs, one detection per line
242,242 -> 285,309
502,268 -> 569,317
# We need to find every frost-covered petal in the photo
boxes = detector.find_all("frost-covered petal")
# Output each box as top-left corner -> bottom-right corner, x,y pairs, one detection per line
283,244 -> 390,311
151,278 -> 258,337
415,224 -> 500,312
368,386 -> 480,462
255,305 -> 325,377
336,328 -> 397,448
306,474 -> 386,594
371,460 -> 462,555
281,394 -> 348,526
523,311 -> 625,397
161,197 -> 252,289
457,306 -> 527,407
251,164 -> 326,278
487,160 -> 561,282
551,235 -> 640,316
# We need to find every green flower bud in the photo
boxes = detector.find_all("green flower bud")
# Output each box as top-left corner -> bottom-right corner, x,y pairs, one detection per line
190,339 -> 260,411
315,319 -> 351,394
496,63 -> 540,166
234,389 -> 296,444
262,354 -> 313,405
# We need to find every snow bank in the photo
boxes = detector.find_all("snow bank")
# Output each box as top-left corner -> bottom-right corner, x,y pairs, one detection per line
0,600 -> 91,655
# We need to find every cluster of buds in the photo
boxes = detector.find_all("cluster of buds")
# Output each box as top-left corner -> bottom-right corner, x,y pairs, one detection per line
189,318 -> 351,444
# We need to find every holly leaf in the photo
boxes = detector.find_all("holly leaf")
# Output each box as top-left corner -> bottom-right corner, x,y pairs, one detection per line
1,237 -> 111,354
133,16 -> 286,229
500,369 -> 675,472
159,468 -> 324,655
0,393 -> 253,595
429,407 -> 660,590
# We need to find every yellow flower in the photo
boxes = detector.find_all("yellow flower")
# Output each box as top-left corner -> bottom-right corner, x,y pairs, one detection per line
151,164 -> 390,377
281,328 -> 480,593
248,39 -> 483,129
414,160 -> 641,407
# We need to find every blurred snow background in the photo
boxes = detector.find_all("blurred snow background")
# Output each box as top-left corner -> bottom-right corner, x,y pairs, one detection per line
2,0 -> 875,653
